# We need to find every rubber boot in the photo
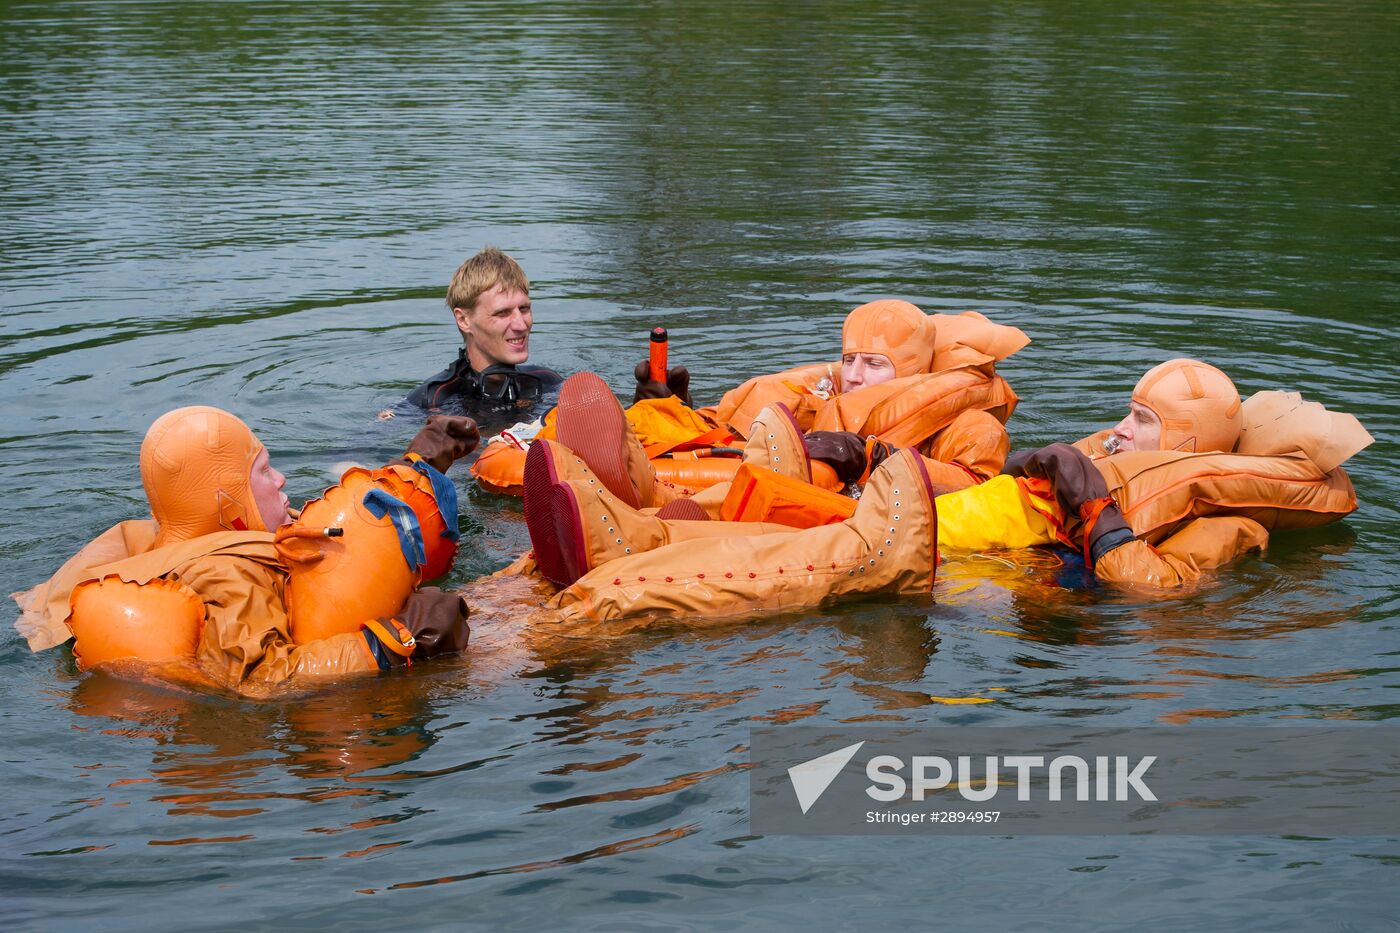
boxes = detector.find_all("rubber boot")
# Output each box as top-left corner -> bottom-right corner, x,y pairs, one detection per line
553,372 -> 678,508
741,403 -> 812,481
527,436 -> 688,510
528,472 -> 790,587
549,449 -> 939,628
528,437 -> 603,486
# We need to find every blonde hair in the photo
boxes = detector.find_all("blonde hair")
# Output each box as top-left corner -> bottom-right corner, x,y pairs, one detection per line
446,246 -> 529,313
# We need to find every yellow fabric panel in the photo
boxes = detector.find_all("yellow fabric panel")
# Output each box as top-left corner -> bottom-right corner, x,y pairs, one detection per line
934,475 -> 1060,551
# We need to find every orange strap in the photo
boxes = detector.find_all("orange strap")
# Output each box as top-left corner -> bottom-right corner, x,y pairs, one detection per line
1017,476 -> 1075,548
362,618 -> 416,663
1078,496 -> 1115,565
643,426 -> 735,459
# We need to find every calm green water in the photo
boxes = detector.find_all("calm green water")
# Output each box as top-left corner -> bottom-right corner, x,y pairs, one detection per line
3,1 -> 1398,929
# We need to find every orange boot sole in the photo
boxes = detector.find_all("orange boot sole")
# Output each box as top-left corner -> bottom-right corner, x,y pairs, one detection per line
555,372 -> 643,509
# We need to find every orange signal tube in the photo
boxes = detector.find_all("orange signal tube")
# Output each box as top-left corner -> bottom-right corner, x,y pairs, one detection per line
649,327 -> 668,384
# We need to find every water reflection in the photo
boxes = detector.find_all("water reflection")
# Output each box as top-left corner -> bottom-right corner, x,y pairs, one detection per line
69,674 -> 437,790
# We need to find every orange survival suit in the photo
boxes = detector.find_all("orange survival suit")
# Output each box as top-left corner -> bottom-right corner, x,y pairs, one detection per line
12,407 -> 470,695
1066,361 -> 1372,587
695,300 -> 1025,491
520,360 -> 1370,625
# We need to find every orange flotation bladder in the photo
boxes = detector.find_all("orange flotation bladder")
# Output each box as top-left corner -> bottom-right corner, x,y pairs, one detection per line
472,440 -> 529,496
68,575 -> 205,669
721,462 -> 857,527
368,458 -> 460,581
654,451 -> 841,496
1094,451 -> 1358,543
652,453 -> 746,494
276,468 -> 424,644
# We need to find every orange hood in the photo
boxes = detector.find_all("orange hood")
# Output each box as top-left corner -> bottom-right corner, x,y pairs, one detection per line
842,300 -> 936,378
140,406 -> 268,546
1132,359 -> 1241,453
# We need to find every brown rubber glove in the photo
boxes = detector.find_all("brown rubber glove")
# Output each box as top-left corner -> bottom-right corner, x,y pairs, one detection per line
805,432 -> 896,485
1002,443 -> 1135,563
400,415 -> 480,472
398,587 -> 471,658
632,360 -> 693,407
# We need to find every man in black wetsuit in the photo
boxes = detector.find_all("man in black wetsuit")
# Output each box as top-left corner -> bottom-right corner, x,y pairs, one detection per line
406,247 -> 562,416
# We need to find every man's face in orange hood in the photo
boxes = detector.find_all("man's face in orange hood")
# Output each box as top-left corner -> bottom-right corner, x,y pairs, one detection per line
839,300 -> 934,391
248,447 -> 290,530
841,352 -> 898,393
1110,401 -> 1163,452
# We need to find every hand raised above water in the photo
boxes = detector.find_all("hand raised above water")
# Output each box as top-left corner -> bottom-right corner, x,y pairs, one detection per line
632,359 -> 693,407
402,415 -> 480,472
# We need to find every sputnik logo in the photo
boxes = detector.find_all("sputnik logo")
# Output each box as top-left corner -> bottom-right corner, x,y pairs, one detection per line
787,741 -> 865,814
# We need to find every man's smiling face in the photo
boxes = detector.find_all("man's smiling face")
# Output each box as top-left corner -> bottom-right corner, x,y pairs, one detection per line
456,283 -> 532,370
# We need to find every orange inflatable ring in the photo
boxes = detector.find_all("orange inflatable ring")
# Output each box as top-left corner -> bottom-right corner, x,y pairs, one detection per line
276,468 -> 423,644
471,441 -> 843,498
68,574 -> 205,669
471,440 -> 529,496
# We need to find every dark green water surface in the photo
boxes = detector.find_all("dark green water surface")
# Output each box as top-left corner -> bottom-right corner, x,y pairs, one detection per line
3,1 -> 1398,929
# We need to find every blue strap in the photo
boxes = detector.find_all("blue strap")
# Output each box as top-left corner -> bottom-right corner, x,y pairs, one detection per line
362,629 -> 393,671
362,488 -> 427,570
412,459 -> 461,541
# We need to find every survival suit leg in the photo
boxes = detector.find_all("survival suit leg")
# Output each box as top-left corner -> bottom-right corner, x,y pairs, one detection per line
547,449 -> 939,629
531,474 -> 789,588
